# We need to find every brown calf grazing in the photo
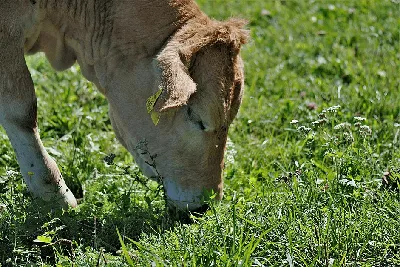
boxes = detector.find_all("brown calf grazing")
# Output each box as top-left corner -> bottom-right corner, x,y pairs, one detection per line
0,0 -> 248,211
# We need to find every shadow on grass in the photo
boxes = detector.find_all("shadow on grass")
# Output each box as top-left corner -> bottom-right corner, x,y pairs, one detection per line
0,191 -> 189,265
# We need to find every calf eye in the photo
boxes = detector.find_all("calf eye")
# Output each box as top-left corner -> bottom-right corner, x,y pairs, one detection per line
197,120 -> 206,131
187,106 -> 206,131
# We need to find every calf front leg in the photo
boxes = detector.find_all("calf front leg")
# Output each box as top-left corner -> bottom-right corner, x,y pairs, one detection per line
0,35 -> 77,208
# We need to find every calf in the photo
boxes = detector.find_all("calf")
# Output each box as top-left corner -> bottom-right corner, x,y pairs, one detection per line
0,0 -> 248,211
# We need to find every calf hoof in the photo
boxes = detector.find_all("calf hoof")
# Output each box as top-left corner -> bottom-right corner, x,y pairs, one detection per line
26,173 -> 78,208
54,178 -> 78,209
23,158 -> 77,208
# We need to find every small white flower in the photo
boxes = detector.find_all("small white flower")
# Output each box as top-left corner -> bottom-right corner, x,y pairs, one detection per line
359,125 -> 372,136
317,55 -> 327,65
334,122 -> 351,130
377,70 -> 386,77
354,116 -> 366,121
298,126 -> 311,133
323,105 -> 341,113
6,170 -> 19,176
225,138 -> 237,166
343,132 -> 354,142
0,204 -> 6,212
290,119 -> 299,124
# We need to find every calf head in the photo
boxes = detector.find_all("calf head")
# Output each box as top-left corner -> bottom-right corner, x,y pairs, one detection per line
108,19 -> 248,211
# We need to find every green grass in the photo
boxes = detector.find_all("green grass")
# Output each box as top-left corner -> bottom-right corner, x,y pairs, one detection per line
1,0 -> 399,266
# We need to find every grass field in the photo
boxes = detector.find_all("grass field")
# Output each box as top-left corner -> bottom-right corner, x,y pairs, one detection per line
1,0 -> 399,266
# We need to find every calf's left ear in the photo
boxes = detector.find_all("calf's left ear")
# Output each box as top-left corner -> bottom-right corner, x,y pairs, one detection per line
153,45 -> 197,112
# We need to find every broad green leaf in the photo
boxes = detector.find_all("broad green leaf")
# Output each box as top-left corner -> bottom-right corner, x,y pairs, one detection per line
34,235 -> 52,244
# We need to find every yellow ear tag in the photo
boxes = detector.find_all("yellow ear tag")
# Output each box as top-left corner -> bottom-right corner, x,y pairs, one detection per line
146,87 -> 163,125
150,111 -> 160,126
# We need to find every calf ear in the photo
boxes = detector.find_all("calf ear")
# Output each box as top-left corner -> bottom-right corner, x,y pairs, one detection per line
153,18 -> 249,113
153,47 -> 197,112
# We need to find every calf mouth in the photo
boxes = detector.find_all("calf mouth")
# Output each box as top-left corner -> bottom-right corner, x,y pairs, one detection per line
166,201 -> 210,224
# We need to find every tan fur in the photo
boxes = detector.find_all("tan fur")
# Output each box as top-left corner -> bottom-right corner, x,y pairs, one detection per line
0,0 -> 248,210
